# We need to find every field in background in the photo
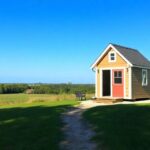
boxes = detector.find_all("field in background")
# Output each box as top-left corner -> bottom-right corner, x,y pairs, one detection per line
0,93 -> 94,106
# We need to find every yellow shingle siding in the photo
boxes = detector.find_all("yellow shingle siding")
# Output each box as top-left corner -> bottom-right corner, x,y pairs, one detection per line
97,48 -> 128,68
96,48 -> 129,98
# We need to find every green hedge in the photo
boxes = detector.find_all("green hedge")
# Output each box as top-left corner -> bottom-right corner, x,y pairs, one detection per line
0,84 -> 29,94
0,84 -> 95,94
32,84 -> 95,94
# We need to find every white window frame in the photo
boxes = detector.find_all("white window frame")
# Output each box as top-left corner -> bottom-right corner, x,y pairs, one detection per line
142,69 -> 148,86
114,71 -> 123,84
109,52 -> 116,62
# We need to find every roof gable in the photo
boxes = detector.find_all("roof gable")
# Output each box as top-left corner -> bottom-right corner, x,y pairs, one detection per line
97,48 -> 128,68
91,44 -> 132,69
91,43 -> 150,69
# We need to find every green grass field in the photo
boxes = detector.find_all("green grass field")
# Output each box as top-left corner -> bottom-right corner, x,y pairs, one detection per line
83,103 -> 150,150
0,94 -> 79,150
0,93 -> 93,106
0,94 -> 74,106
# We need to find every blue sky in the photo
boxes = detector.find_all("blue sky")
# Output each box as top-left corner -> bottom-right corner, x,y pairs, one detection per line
0,0 -> 150,83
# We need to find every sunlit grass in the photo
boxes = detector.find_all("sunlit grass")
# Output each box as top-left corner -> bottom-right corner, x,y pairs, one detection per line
0,93 -> 94,106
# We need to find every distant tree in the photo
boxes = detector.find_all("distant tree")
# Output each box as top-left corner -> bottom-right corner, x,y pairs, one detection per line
0,83 -> 95,94
0,84 -> 4,94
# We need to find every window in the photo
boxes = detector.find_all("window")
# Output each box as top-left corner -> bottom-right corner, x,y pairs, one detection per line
142,69 -> 148,86
114,71 -> 122,84
109,52 -> 116,62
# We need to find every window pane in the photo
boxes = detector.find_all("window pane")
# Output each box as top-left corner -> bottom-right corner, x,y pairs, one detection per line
114,71 -> 122,77
109,53 -> 116,61
142,70 -> 148,86
118,71 -> 122,77
143,71 -> 146,76
143,72 -> 146,84
144,77 -> 146,84
114,78 -> 122,84
111,56 -> 115,60
111,53 -> 115,57
114,72 -> 117,77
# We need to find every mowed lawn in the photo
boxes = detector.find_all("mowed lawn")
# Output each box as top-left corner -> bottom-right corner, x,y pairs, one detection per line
83,103 -> 150,150
0,94 -> 77,106
0,94 -> 78,150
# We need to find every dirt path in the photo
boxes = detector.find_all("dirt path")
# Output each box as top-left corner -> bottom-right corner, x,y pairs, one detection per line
60,106 -> 97,150
60,99 -> 150,150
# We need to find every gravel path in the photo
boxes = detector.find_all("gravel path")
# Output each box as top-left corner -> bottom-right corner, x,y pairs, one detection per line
60,99 -> 150,150
60,106 -> 97,150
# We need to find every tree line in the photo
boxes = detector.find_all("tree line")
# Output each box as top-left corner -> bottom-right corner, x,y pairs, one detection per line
0,84 -> 29,94
0,84 -> 95,94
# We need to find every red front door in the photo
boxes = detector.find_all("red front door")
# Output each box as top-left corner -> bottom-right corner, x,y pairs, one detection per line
112,69 -> 124,98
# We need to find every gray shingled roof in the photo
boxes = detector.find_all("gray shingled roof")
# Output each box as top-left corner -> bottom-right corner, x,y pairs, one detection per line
112,44 -> 150,68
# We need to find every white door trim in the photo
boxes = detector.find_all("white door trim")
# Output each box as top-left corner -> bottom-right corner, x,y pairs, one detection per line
95,67 -> 98,98
99,67 -> 130,99
100,69 -> 112,98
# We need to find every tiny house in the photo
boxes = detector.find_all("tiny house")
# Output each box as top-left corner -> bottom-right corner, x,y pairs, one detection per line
91,43 -> 150,100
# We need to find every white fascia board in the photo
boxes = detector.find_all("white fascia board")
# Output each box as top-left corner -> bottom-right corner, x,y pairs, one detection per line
90,44 -> 112,69
90,44 -> 133,69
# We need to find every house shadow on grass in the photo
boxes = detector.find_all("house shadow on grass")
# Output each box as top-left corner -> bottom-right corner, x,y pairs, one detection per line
83,104 -> 150,150
0,104 -> 71,150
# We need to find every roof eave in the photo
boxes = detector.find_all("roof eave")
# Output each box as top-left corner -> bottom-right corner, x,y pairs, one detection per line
132,65 -> 150,69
